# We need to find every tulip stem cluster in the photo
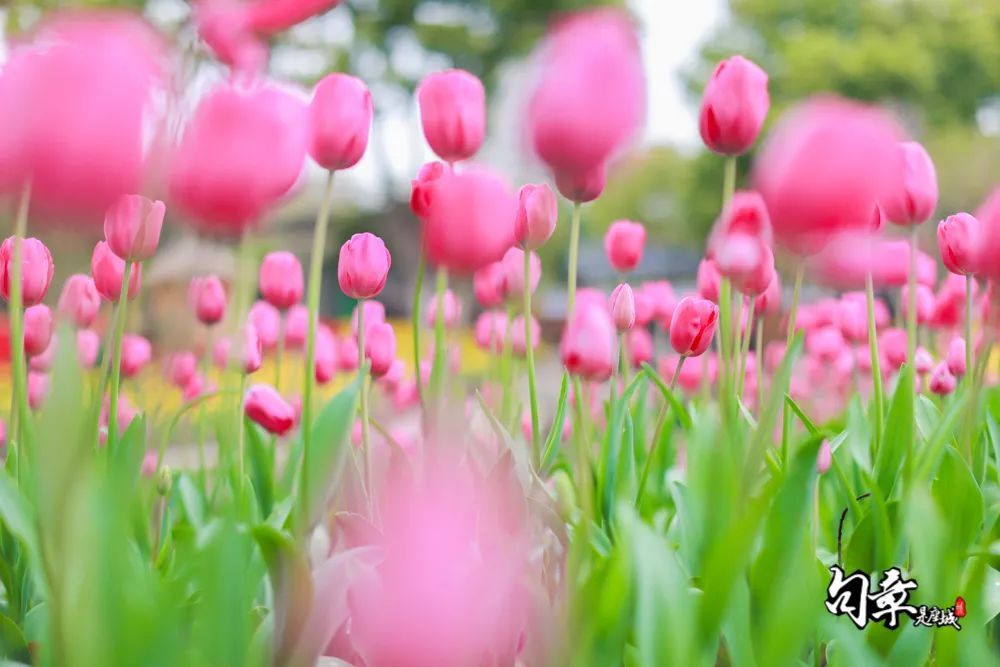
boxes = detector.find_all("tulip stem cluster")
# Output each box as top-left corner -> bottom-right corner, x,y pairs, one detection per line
356,299 -> 373,515
106,260 -> 133,449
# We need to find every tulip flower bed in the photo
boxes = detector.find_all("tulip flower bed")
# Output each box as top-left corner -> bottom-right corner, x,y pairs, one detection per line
2,4 -> 1000,667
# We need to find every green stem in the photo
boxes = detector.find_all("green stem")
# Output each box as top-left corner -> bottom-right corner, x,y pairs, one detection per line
411,254 -> 426,420
301,170 -> 336,518
755,318 -> 764,412
274,315 -> 285,392
7,182 -> 30,463
500,301 -> 515,425
566,202 -> 582,317
737,297 -> 756,399
865,272 -> 884,452
718,277 -> 733,397
786,263 -> 804,347
523,248 -> 541,463
429,267 -> 449,421
571,375 -> 592,519
722,156 -> 737,207
236,372 -> 247,500
965,274 -> 973,386
670,355 -> 687,391
907,226 -> 919,369
357,300 -> 373,516
618,332 -> 629,386
107,260 -> 134,450
196,326 -> 212,493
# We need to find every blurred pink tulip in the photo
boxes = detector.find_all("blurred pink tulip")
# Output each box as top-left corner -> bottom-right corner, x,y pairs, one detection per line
284,305 -> 310,349
474,311 -> 507,353
352,300 -> 386,337
501,247 -> 541,297
699,55 -> 770,155
417,70 -> 486,163
514,183 -> 558,250
609,283 -> 636,331
166,352 -> 198,388
642,280 -> 677,328
249,300 -> 281,350
365,322 -> 397,378
937,212 -> 979,276
806,326 -> 845,362
669,296 -> 719,358
238,323 -> 263,374
91,241 -> 141,301
309,73 -> 372,171
627,327 -> 653,368
338,233 -> 391,299
213,337 -> 231,371
23,304 -> 53,358
259,251 -> 303,310
58,274 -> 100,328
104,194 -> 165,262
560,303 -> 616,382
182,373 -> 210,401
315,325 -> 339,383
141,451 -> 157,478
914,347 -> 934,376
879,328 -> 908,371
754,272 -> 782,316
696,258 -> 722,303
244,384 -> 295,436
27,371 -> 49,410
838,293 -> 868,343
554,163 -> 607,203
946,337 -> 967,377
0,237 -> 54,306
426,289 -> 462,329
410,161 -> 449,220
189,275 -> 227,326
974,188 -> 1000,280
604,220 -> 646,273
881,142 -> 938,226
76,329 -> 100,368
510,315 -> 540,357
29,334 -> 55,372
902,284 -> 935,326
473,262 -> 507,308
337,335 -> 359,373
120,335 -> 152,378
929,361 -> 957,395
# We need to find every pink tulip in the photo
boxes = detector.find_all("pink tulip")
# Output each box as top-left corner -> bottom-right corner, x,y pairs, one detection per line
838,294 -> 868,343
338,233 -> 391,299
91,241 -> 141,302
337,335 -> 359,373
120,335 -> 152,378
365,322 -> 397,378
473,262 -> 507,308
708,191 -> 773,249
410,161 -> 449,220
715,235 -> 775,297
315,325 -> 339,384
554,163 -> 607,204
974,188 -> 1000,280
352,300 -> 386,337
0,13 -> 167,219
929,361 -> 957,395
23,304 -> 53,358
902,284 -> 935,326
510,315 -> 540,357
946,337 -> 967,377
423,167 -> 517,274
754,272 -> 782,316
500,247 -> 541,297
166,352 -> 198,388
937,212 -> 979,276
426,289 -> 462,329
528,9 -> 644,177
284,305 -> 310,349
669,296 -> 719,358
244,0 -> 342,34
249,300 -> 281,350
914,347 -> 934,376
806,326 -> 845,362
104,194 -> 165,262
169,82 -> 307,234
816,440 -> 832,474
699,55 -> 769,155
0,237 -> 54,306
212,338 -> 231,371
58,274 -> 100,328
881,142 -> 938,226
189,275 -> 227,326
379,359 -> 406,392
259,251 -> 303,310
609,283 -> 636,331
29,335 -> 55,372
27,371 -> 49,410
642,280 -> 677,329
754,96 -> 902,255
627,327 -> 653,368
244,384 -> 295,436
309,73 -> 372,171
474,311 -> 507,353
604,220 -> 646,273
879,328 -> 908,371
696,258 -> 722,303
560,302 -> 616,381
182,373 -> 211,402
416,70 -> 486,163
76,329 -> 100,368
141,451 -> 157,478
514,183 -> 558,250
238,323 -> 263,374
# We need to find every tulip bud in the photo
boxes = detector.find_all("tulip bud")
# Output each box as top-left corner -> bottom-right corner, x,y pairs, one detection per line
337,335 -> 359,373
120,335 -> 152,378
474,311 -> 507,353
816,440 -> 832,474
696,259 -> 722,303
29,335 -> 55,373
58,274 -> 101,329
365,322 -> 397,378
239,323 -> 263,375
308,73 -> 372,171
165,352 -> 198,388
156,465 -> 173,496
23,304 -> 54,358
669,296 -> 719,358
284,305 -> 310,349
609,283 -> 636,331
551,468 -> 578,522
474,262 -> 507,309
699,55 -> 770,155
879,328 -> 908,371
259,251 -> 303,310
514,183 -> 558,250
627,327 -> 653,368
351,300 -> 386,338
560,303 -> 616,381
914,347 -> 934,376
500,247 -> 541,298
554,163 -> 607,204
416,69 -> 486,162
410,161 -> 448,220
244,384 -> 296,436
882,141 -> 938,226
77,329 -> 100,368
104,194 -> 165,262
0,236 -> 54,306
91,241 -> 141,302
510,315 -> 540,357
315,325 -> 339,383
604,220 -> 646,273
930,361 -> 957,395
946,337 -> 966,377
937,213 -> 979,276
338,233 -> 391,300
189,275 -> 227,326
426,289 -> 462,329
27,371 -> 49,410
902,284 -> 935,326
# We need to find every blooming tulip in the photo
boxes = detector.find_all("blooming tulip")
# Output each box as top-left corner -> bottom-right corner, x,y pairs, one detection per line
77,329 -> 100,368
669,296 -> 719,357
309,73 -> 372,171
120,335 -> 152,378
0,237 -> 54,306
604,220 -> 646,273
365,322 -> 397,378
609,283 -> 636,331
930,362 -> 957,395
338,233 -> 391,299
259,251 -> 303,310
698,55 -> 769,155
473,262 -> 506,308
426,289 -> 461,329
500,247 -> 541,297
560,303 -> 616,381
514,183 -> 558,250
91,241 -> 141,301
410,161 -> 448,220
58,274 -> 100,328
244,384 -> 296,436
249,300 -> 281,350
937,212 -> 979,276
104,194 -> 165,262
189,275 -> 227,326
416,70 -> 485,163
881,142 -> 938,226
23,304 -> 53,358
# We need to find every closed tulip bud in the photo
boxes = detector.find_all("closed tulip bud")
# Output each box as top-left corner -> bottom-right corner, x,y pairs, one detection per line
902,284 -> 935,326
416,69 -> 486,162
716,236 -> 775,297
156,465 -> 173,496
669,296 -> 719,357
426,289 -> 462,329
0,237 -> 54,306
882,142 -> 938,225
696,259 -> 722,303
248,300 -> 281,350
937,213 -> 979,276
474,310 -> 507,353
239,323 -> 263,374
816,440 -> 832,474
259,251 -> 303,310
23,304 -> 53,358
76,329 -> 100,368
284,305 -> 310,349
930,361 -> 957,395
120,335 -> 152,378
514,183 -> 558,250
337,335 -> 359,373
27,371 -> 49,410
338,233 -> 391,299
212,337 -> 231,371
165,352 -> 198,388
500,247 -> 541,297
352,300 -> 386,337
609,283 -> 636,331
57,274 -> 100,329
879,328 -> 908,371
308,73 -> 372,171
604,220 -> 646,273
188,275 -> 227,326
29,335 -> 55,372
946,337 -> 966,377
473,262 -> 507,308
914,347 -> 934,376
244,384 -> 296,436
554,163 -> 607,204
365,322 -> 397,377
104,194 -> 165,262
510,315 -> 540,356
699,56 -> 770,155
627,327 -> 653,368
91,241 -> 141,302
560,303 -> 616,382
410,161 -> 449,220
315,325 -> 339,383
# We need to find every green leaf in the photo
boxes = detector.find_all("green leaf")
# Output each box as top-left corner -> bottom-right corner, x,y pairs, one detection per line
0,471 -> 37,558
931,447 -> 983,549
0,613 -> 29,662
744,334 -> 802,489
641,362 -> 692,432
874,364 -> 915,498
253,524 -> 313,667
598,371 -> 646,528
176,473 -> 206,530
245,423 -> 275,519
540,372 -> 570,475
785,394 -> 818,434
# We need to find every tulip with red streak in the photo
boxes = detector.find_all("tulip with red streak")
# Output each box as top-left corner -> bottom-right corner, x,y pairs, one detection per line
244,384 -> 296,436
669,296 -> 719,358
